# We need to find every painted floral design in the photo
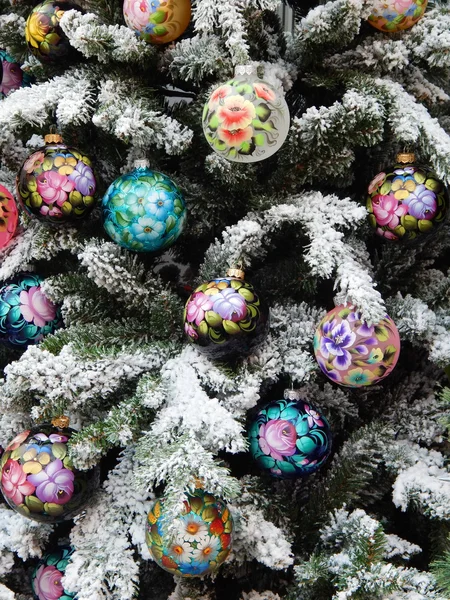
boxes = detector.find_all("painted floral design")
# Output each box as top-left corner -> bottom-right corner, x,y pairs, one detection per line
183,277 -> 269,360
0,425 -> 99,523
123,0 -> 191,44
0,49 -> 32,97
25,1 -> 80,62
17,142 -> 97,224
102,167 -> 186,253
367,0 -> 427,32
0,273 -> 62,348
314,304 -> 401,388
146,489 -> 233,577
32,546 -> 76,600
202,75 -> 290,163
248,395 -> 332,478
367,163 -> 449,241
0,185 -> 18,249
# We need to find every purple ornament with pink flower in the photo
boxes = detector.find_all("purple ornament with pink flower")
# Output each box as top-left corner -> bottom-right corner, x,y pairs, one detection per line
0,422 -> 99,523
249,389 -> 332,478
183,270 -> 269,360
314,304 -> 401,388
367,156 -> 449,242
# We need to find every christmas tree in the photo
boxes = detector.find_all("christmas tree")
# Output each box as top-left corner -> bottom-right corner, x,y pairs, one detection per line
0,0 -> 450,597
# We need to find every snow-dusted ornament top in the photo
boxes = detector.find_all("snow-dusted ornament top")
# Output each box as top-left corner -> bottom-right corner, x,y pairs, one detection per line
367,0 -> 427,32
202,65 -> 290,163
123,0 -> 190,44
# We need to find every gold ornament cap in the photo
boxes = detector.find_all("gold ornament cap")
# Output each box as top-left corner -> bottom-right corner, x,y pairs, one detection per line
44,133 -> 63,144
226,267 -> 245,280
396,152 -> 415,164
51,415 -> 70,429
284,389 -> 302,401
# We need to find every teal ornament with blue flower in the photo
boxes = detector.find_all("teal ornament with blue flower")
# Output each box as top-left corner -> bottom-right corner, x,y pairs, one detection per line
249,390 -> 332,479
0,273 -> 63,348
31,546 -> 76,600
146,487 -> 233,577
102,160 -> 186,252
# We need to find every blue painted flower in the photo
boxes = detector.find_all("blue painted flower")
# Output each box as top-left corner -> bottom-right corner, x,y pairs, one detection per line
130,216 -> 165,243
319,319 -> 356,371
144,22 -> 157,34
146,190 -> 174,220
124,192 -> 147,217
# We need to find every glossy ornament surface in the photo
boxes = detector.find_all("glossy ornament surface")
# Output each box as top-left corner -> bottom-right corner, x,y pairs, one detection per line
0,49 -> 33,98
0,185 -> 18,248
367,0 -> 427,32
249,390 -> 332,478
17,135 -> 97,224
31,546 -> 76,600
0,273 -> 63,348
0,423 -> 99,523
146,488 -> 233,577
367,156 -> 449,242
102,162 -> 186,252
202,65 -> 290,163
123,0 -> 190,44
314,305 -> 400,388
25,0 -> 82,63
183,270 -> 269,360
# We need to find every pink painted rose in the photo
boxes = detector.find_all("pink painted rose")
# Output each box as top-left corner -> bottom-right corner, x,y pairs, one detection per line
23,151 -> 45,174
186,292 -> 214,326
36,171 -> 75,206
1,459 -> 35,505
376,227 -> 399,240
6,429 -> 30,451
208,84 -> 233,110
123,0 -> 150,31
259,419 -> 297,461
372,193 -> 408,228
184,322 -> 198,339
33,564 -> 64,600
19,286 -> 57,328
304,405 -> 323,428
393,0 -> 412,12
253,82 -> 276,102
368,171 -> 386,194
0,60 -> 23,96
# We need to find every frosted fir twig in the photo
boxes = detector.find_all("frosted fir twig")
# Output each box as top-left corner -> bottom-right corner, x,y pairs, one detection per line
0,506 -> 53,561
0,67 -> 96,133
230,504 -> 294,569
405,8 -> 450,69
0,221 -> 81,281
60,10 -> 154,63
0,14 -> 27,54
92,79 -> 192,154
65,448 -> 150,600
405,67 -> 450,105
168,35 -> 233,83
0,581 -> 15,598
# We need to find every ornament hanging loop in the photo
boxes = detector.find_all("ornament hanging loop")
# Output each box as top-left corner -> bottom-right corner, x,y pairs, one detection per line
51,415 -> 70,429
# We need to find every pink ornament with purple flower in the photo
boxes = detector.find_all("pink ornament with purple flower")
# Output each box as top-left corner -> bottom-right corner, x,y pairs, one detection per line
367,156 -> 449,242
314,304 -> 401,388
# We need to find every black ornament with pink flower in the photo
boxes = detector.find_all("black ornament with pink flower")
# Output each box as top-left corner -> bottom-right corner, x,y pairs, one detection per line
0,424 -> 99,523
183,276 -> 269,360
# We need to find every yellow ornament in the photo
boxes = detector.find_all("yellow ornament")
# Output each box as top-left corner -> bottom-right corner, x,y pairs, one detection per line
123,0 -> 190,44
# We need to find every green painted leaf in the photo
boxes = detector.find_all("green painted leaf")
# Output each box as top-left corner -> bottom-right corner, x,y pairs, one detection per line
25,495 -> 44,513
116,212 -> 131,227
205,311 -> 222,327
153,25 -> 167,35
254,134 -> 265,147
52,442 -> 67,459
165,214 -> 176,233
255,103 -> 271,122
418,219 -> 433,232
208,113 -> 219,131
151,9 -> 166,23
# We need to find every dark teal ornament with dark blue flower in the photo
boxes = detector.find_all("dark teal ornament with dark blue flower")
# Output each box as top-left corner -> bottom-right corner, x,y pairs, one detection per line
0,273 -> 63,348
249,390 -> 332,479
31,545 -> 76,600
102,160 -> 187,252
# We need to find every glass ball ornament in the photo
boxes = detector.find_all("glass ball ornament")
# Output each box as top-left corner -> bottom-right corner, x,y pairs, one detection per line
0,273 -> 63,348
314,304 -> 401,388
248,389 -> 332,478
367,0 -> 427,32
367,153 -> 449,242
183,268 -> 269,360
202,65 -> 290,163
31,545 -> 76,600
146,487 -> 233,577
0,418 -> 100,523
0,184 -> 18,249
16,134 -> 97,225
102,159 -> 186,252
123,0 -> 190,44
25,0 -> 82,63
0,49 -> 33,98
